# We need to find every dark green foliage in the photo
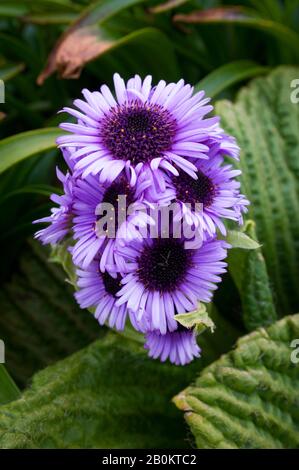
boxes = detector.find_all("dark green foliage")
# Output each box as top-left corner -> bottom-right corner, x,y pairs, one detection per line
0,241 -> 99,387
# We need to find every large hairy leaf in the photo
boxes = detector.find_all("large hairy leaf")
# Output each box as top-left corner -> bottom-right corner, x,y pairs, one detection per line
216,67 -> 299,316
174,314 -> 299,449
0,333 -> 200,449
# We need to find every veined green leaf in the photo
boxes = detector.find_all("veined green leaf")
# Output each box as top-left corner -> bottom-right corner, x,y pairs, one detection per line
216,67 -> 299,316
0,365 -> 20,405
195,60 -> 269,98
174,314 -> 299,449
0,128 -> 62,175
225,224 -> 261,250
0,306 -> 240,450
175,304 -> 215,335
0,333 -> 197,448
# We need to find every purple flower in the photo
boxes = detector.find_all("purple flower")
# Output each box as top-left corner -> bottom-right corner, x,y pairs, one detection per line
144,327 -> 201,366
115,234 -> 229,334
34,167 -> 74,244
71,172 -> 153,269
148,148 -> 249,237
57,74 -> 224,185
32,74 -> 250,367
75,259 -> 128,331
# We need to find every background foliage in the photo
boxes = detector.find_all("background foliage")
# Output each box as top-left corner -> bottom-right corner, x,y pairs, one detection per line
0,0 -> 299,449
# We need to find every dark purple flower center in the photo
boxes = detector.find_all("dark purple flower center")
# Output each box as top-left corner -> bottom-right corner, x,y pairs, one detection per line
102,271 -> 122,297
100,100 -> 177,165
101,176 -> 135,228
137,238 -> 192,292
173,169 -> 215,208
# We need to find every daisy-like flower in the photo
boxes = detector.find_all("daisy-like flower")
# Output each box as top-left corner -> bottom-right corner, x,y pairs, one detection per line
144,326 -> 201,366
71,172 -> 153,270
154,150 -> 249,237
57,73 -> 224,185
115,233 -> 229,334
34,167 -> 74,244
75,258 -> 128,331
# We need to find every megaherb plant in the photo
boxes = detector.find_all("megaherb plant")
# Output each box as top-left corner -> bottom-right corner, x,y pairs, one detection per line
0,0 -> 299,449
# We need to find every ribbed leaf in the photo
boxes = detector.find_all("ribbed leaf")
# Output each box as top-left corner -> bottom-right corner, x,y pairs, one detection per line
0,128 -> 63,175
0,333 -> 198,449
174,314 -> 299,449
228,222 -> 277,331
216,67 -> 299,316
0,302 -> 240,450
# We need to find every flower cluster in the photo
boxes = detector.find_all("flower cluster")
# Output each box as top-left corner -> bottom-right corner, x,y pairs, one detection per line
34,74 -> 248,366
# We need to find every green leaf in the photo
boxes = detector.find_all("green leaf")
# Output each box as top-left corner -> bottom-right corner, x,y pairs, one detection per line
175,304 -> 215,335
37,0 -> 145,83
149,0 -> 190,14
22,12 -> 78,24
228,221 -> 277,331
0,184 -> 58,205
0,332 -> 199,448
174,314 -> 299,449
0,366 -> 20,405
50,240 -> 77,288
0,128 -> 62,175
216,66 -> 299,316
38,25 -> 179,84
0,302 -> 241,449
225,224 -> 261,250
0,63 -> 24,81
0,241 -> 99,386
174,8 -> 299,55
195,60 -> 269,98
